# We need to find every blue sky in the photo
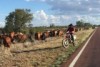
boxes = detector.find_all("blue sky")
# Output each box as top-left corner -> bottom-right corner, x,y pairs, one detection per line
0,0 -> 100,27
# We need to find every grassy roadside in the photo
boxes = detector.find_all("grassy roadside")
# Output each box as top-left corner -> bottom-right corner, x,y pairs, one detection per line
50,29 -> 94,67
0,29 -> 94,67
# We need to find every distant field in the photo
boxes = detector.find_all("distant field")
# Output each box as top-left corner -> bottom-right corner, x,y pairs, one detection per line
30,26 -> 66,32
0,28 -> 94,67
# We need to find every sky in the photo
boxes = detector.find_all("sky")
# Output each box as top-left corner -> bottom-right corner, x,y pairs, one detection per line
0,0 -> 100,27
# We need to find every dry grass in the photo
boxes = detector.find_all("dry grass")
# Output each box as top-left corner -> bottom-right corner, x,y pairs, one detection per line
0,29 -> 94,67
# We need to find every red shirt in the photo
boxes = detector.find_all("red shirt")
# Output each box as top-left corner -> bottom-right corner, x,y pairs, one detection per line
67,27 -> 74,34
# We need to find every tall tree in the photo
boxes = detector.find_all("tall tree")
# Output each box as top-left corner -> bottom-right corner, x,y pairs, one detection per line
5,12 -> 15,32
4,9 -> 33,33
76,20 -> 84,27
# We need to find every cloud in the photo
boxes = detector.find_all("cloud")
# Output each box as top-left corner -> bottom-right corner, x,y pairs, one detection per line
32,10 -> 100,26
24,0 -> 100,25
25,0 -> 100,15
32,10 -> 72,26
45,0 -> 100,15
33,10 -> 48,26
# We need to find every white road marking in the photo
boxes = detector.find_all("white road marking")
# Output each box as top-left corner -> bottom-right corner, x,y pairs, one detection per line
69,29 -> 97,67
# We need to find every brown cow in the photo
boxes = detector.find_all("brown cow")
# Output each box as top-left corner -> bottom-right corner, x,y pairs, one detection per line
54,30 -> 58,36
0,33 -> 12,48
10,32 -> 15,43
49,30 -> 55,37
44,31 -> 50,38
75,28 -> 78,32
10,32 -> 15,38
57,30 -> 64,36
3,36 -> 11,47
35,32 -> 42,40
15,33 -> 27,42
0,32 -> 21,47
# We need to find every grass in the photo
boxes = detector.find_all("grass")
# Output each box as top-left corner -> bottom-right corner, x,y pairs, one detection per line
0,29 -> 94,67
50,29 -> 94,67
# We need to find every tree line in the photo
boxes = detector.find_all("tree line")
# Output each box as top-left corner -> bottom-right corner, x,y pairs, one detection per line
76,20 -> 96,29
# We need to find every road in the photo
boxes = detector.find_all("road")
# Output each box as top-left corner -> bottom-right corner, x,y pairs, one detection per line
61,27 -> 100,67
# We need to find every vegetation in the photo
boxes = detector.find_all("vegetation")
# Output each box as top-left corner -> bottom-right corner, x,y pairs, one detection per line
76,20 -> 84,27
50,23 -> 55,28
4,9 -> 33,33
51,29 -> 94,67
76,20 -> 93,29
0,28 -> 93,67
0,8 -> 97,67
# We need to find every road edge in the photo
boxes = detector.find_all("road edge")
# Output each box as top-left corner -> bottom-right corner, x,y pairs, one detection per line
69,28 -> 97,67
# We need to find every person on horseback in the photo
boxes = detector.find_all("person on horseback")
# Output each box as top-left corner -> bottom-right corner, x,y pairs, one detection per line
66,23 -> 75,46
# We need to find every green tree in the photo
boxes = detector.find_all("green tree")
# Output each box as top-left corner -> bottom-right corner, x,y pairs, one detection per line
84,23 -> 92,27
50,23 -> 55,28
4,9 -> 33,33
4,12 -> 15,32
84,22 -> 92,29
28,23 -> 34,34
76,20 -> 84,27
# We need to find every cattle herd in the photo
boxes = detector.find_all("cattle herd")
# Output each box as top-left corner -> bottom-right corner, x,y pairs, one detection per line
0,29 -> 65,48
0,27 -> 82,48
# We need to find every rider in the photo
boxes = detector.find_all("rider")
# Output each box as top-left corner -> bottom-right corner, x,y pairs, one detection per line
66,23 -> 75,46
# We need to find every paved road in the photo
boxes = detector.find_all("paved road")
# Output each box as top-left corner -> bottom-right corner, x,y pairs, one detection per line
61,28 -> 100,67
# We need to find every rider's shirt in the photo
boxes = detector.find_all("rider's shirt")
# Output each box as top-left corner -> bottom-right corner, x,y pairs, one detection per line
67,27 -> 74,34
